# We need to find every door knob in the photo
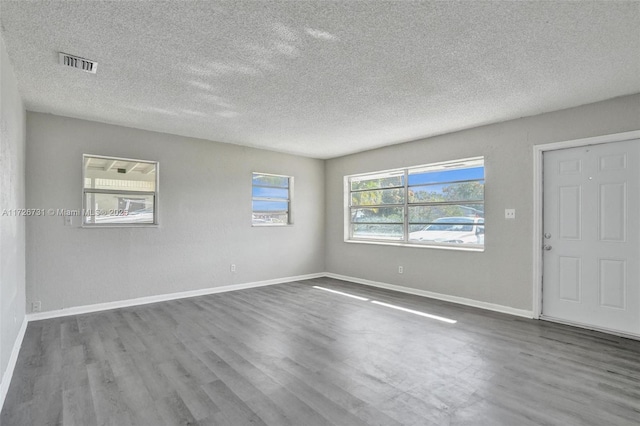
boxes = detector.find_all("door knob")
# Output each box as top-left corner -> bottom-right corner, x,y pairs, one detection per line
543,245 -> 552,251
544,233 -> 551,239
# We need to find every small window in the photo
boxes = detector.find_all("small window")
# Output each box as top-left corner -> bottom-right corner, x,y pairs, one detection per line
347,157 -> 484,249
83,155 -> 158,226
252,173 -> 292,226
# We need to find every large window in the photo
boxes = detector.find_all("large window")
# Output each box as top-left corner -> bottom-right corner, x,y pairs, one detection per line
83,155 -> 158,226
347,157 -> 484,249
252,173 -> 293,226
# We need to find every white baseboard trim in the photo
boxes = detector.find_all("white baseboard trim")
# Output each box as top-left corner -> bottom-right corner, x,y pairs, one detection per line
1,316 -> 28,411
325,273 -> 534,319
23,270 -> 533,323
27,273 -> 324,321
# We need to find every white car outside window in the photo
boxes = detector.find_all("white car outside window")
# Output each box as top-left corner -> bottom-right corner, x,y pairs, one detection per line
409,217 -> 484,245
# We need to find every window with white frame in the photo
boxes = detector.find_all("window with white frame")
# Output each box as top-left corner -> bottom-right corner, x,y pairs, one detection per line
83,155 -> 158,226
252,173 -> 293,226
347,157 -> 484,249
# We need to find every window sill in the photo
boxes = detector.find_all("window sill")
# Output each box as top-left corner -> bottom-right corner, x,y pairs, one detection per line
344,239 -> 484,252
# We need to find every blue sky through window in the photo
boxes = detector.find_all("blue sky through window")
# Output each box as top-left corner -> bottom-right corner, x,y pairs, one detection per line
408,166 -> 484,185
252,186 -> 289,198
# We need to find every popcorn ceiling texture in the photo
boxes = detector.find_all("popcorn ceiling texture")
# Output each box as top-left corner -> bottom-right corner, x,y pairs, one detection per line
0,1 -> 638,159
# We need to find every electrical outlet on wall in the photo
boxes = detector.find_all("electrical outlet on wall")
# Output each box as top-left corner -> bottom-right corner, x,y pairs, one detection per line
32,301 -> 41,312
505,209 -> 516,219
398,266 -> 404,274
230,264 -> 236,273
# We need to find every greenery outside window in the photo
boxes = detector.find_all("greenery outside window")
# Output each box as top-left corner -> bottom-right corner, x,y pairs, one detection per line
252,173 -> 293,226
83,154 -> 158,226
347,157 -> 484,249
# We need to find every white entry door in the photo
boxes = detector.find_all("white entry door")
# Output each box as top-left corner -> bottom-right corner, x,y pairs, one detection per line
542,139 -> 640,335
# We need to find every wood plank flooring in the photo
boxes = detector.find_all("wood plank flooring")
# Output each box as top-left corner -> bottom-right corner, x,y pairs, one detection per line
2,277 -> 639,425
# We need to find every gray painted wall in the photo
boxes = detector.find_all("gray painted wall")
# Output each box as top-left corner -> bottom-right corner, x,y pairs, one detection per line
26,113 -> 325,312
0,35 -> 26,391
325,94 -> 640,312
19,86 -> 640,318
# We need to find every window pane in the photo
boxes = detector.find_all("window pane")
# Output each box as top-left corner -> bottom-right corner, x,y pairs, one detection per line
252,186 -> 289,199
252,174 -> 289,188
252,212 -> 288,225
350,207 -> 403,223
346,157 -> 484,248
252,173 -> 292,226
409,181 -> 484,203
408,166 -> 484,185
409,205 -> 484,223
84,193 -> 155,224
352,224 -> 403,240
252,200 -> 289,212
350,173 -> 404,191
351,188 -> 404,206
409,217 -> 484,245
84,156 -> 156,191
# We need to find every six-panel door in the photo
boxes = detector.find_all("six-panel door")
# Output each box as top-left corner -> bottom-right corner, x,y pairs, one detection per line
542,139 -> 639,335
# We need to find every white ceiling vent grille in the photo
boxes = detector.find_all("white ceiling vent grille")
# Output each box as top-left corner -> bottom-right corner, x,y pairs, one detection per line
59,52 -> 97,74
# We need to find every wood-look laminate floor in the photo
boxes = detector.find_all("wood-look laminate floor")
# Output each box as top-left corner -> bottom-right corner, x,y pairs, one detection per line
2,278 -> 639,426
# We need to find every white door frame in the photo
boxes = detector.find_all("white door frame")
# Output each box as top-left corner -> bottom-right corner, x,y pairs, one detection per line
532,130 -> 640,320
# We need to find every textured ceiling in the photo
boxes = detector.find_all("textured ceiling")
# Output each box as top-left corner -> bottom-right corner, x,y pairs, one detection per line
1,1 -> 639,159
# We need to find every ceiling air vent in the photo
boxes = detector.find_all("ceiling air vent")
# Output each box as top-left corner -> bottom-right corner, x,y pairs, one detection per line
59,52 -> 97,74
